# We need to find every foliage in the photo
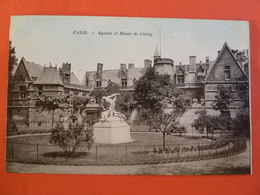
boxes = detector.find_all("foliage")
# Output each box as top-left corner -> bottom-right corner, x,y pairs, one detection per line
8,41 -> 18,110
192,110 -> 212,137
236,75 -> 249,108
92,82 -> 134,118
92,82 -> 120,103
50,122 -> 94,153
212,85 -> 232,115
233,107 -> 250,136
146,111 -> 186,151
35,94 -> 91,126
152,141 -> 228,154
134,67 -> 188,114
192,110 -> 236,137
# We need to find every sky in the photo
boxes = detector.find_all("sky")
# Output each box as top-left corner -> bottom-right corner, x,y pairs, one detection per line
10,16 -> 249,82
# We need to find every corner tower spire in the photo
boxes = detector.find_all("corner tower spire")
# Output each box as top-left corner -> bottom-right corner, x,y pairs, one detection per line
154,45 -> 160,60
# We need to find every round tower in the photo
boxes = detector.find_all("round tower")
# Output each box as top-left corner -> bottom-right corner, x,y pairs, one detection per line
153,46 -> 174,78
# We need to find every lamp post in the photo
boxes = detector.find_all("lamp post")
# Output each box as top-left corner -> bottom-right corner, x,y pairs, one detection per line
27,95 -> 31,127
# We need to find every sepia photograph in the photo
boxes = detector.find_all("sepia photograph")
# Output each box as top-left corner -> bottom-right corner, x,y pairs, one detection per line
6,16 -> 251,175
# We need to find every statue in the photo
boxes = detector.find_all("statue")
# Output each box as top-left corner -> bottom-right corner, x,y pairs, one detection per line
93,93 -> 132,144
100,93 -> 126,120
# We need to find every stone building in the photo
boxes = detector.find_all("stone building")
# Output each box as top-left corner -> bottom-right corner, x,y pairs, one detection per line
205,42 -> 249,117
82,43 -> 249,112
82,46 -> 213,102
8,57 -> 91,129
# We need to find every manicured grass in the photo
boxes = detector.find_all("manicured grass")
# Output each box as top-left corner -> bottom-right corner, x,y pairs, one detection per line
6,133 -> 213,165
8,132 -> 211,147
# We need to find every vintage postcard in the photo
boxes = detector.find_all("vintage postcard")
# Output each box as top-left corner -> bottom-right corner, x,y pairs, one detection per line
6,16 -> 251,175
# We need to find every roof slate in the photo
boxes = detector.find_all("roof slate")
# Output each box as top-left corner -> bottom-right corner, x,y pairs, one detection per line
34,67 -> 64,85
83,67 -> 146,86
21,57 -> 44,79
70,72 -> 81,85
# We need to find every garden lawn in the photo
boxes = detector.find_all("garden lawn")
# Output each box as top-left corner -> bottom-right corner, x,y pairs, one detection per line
6,132 -> 212,165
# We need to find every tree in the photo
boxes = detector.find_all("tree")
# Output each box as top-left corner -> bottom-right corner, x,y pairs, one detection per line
92,82 -> 134,119
192,110 -> 236,137
212,86 -> 232,116
35,94 -> 90,126
146,111 -> 186,151
50,121 -> 94,154
35,94 -> 96,154
35,95 -> 66,126
192,110 -> 216,138
8,41 -> 18,101
232,107 -> 250,136
7,41 -> 18,124
236,75 -> 249,108
134,67 -> 183,113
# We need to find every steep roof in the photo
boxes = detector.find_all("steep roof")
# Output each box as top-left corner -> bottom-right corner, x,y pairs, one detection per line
128,67 -> 146,80
34,67 -> 63,85
64,83 -> 91,91
206,42 -> 248,81
82,66 -> 146,86
19,57 -> 44,80
175,61 -> 214,75
70,72 -> 81,85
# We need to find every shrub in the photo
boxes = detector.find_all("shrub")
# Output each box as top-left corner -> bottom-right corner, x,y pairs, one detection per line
50,122 -> 94,153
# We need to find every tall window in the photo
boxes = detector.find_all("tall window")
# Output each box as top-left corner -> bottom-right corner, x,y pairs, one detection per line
64,73 -> 70,83
19,85 -> 26,99
133,78 -> 137,85
244,64 -> 249,75
86,77 -> 89,87
121,78 -> 127,87
224,66 -> 231,80
38,86 -> 43,96
96,81 -> 101,88
177,75 -> 184,84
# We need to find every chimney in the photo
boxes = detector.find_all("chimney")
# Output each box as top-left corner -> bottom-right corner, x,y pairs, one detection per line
189,56 -> 196,72
97,63 -> 103,74
205,56 -> 209,69
218,50 -> 220,55
144,59 -> 152,68
128,63 -> 135,69
62,63 -> 71,72
120,63 -> 127,70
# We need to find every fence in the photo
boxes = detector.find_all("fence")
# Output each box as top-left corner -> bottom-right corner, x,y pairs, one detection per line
6,138 -> 247,166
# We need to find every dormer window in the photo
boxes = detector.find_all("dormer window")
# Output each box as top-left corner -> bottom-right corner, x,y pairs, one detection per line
96,81 -> 101,88
177,75 -> 184,84
224,66 -> 231,80
31,77 -> 38,81
121,78 -> 127,87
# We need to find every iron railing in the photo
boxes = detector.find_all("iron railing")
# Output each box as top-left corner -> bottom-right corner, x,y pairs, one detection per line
6,138 -> 247,165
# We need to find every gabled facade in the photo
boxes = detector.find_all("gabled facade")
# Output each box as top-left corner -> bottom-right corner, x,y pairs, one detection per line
205,42 -> 249,116
9,58 -> 91,128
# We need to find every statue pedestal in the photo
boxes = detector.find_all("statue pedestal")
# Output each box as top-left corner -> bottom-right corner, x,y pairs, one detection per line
93,117 -> 133,144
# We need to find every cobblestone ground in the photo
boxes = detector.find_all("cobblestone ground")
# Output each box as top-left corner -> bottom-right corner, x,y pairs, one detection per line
6,141 -> 251,175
